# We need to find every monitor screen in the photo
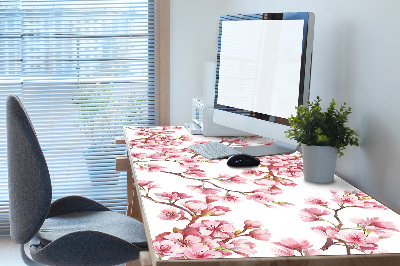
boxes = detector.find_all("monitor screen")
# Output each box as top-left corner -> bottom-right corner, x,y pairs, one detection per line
213,13 -> 314,156
217,19 -> 304,118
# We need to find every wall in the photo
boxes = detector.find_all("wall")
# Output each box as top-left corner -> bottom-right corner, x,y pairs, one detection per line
170,0 -> 228,124
170,0 -> 400,212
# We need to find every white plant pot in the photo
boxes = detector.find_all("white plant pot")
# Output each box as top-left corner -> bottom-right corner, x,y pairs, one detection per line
301,144 -> 338,183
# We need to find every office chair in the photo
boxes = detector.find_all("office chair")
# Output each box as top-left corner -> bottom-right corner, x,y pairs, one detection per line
6,94 -> 148,265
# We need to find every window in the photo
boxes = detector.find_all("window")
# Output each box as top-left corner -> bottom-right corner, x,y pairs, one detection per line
0,0 -> 169,236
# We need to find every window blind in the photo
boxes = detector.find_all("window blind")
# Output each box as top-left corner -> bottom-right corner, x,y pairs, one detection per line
0,0 -> 159,236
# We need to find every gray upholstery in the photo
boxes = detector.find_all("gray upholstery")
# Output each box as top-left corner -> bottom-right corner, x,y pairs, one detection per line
7,94 -> 148,265
7,94 -> 52,244
47,195 -> 110,218
38,211 -> 147,248
30,231 -> 144,266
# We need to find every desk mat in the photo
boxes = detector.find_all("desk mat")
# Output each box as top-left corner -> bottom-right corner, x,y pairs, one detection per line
124,126 -> 400,261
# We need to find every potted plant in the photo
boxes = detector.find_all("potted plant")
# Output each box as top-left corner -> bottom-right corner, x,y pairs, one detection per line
285,96 -> 359,183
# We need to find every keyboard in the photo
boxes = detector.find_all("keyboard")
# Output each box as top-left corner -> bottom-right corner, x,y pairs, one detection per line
188,142 -> 243,160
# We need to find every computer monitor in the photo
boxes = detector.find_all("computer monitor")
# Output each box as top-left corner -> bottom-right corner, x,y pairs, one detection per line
213,12 -> 315,156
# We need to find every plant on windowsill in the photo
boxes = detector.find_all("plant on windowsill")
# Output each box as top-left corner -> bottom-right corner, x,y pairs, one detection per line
285,96 -> 359,183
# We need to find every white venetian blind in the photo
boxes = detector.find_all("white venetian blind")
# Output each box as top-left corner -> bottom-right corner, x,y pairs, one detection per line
0,0 -> 159,236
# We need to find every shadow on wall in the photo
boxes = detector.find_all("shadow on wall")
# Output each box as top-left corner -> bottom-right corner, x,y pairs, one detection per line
336,111 -> 399,211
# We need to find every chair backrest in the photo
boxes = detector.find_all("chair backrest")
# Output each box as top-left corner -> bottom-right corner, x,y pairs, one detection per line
6,94 -> 52,244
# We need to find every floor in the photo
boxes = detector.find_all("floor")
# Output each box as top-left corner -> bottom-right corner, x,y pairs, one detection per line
0,237 -> 25,266
0,237 -> 141,266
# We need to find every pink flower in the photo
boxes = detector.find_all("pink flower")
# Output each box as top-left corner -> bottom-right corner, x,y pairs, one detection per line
272,247 -> 295,256
183,244 -> 223,259
138,180 -> 160,189
311,226 -> 340,239
305,197 -> 329,206
185,166 -> 207,177
299,208 -> 331,222
303,249 -> 323,256
182,158 -> 200,164
221,194 -> 242,203
164,233 -> 202,250
130,152 -> 148,159
202,205 -> 231,216
246,192 -> 274,204
244,220 -> 263,229
242,169 -> 263,176
182,200 -> 208,214
198,220 -> 236,239
248,229 -> 271,241
350,217 -> 399,237
218,174 -> 247,184
154,192 -> 192,202
205,195 -> 220,203
273,238 -> 312,251
332,194 -> 360,205
179,135 -> 192,142
187,185 -> 221,195
358,201 -> 387,210
138,163 -> 166,173
153,240 -> 180,256
227,239 -> 257,257
335,230 -> 379,248
254,178 -> 276,187
157,208 -> 186,220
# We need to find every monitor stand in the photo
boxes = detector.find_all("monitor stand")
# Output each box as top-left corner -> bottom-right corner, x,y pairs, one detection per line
233,141 -> 299,157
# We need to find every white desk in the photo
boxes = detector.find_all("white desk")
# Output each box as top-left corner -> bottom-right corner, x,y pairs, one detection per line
123,126 -> 400,266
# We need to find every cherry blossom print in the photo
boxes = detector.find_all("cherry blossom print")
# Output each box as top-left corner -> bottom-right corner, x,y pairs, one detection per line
303,249 -> 323,256
272,238 -> 319,256
158,208 -> 187,221
244,220 -> 263,229
164,233 -> 202,251
184,165 -> 207,178
217,174 -> 247,184
246,192 -> 274,204
351,217 -> 399,232
242,169 -> 264,176
335,230 -> 379,249
248,229 -> 272,241
299,208 -> 331,222
311,226 -> 340,240
126,127 -> 400,260
202,205 -> 231,216
138,180 -> 160,189
332,194 -> 361,205
137,163 -> 167,173
130,152 -> 148,159
154,192 -> 192,202
273,238 -> 312,250
187,185 -> 221,195
198,220 -> 236,239
153,240 -> 180,257
182,200 -> 208,214
254,178 -> 277,187
183,244 -> 223,259
225,239 -> 257,257
205,195 -> 220,203
305,197 -> 329,206
272,247 -> 295,256
220,194 -> 242,203
302,190 -> 399,254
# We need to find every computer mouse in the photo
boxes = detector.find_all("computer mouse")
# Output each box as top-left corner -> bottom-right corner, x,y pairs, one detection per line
227,154 -> 260,167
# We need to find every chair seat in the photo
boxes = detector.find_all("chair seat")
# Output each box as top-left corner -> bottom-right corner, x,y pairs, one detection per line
37,211 -> 147,248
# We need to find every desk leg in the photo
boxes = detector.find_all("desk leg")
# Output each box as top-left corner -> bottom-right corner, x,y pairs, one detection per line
127,169 -> 143,223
